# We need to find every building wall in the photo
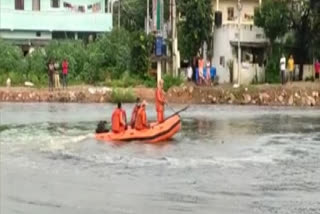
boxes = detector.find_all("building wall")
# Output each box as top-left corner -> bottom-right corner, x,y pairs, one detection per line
213,0 -> 259,25
212,0 -> 267,84
0,0 -> 112,40
0,30 -> 52,40
213,26 -> 234,83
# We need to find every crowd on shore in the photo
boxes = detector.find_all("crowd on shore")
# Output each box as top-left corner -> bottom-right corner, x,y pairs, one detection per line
47,58 -> 69,91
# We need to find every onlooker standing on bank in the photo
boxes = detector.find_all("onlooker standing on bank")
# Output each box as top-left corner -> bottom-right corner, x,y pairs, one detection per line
288,55 -> 295,82
62,58 -> 68,89
315,59 -> 320,80
54,60 -> 60,89
48,60 -> 54,91
280,54 -> 286,85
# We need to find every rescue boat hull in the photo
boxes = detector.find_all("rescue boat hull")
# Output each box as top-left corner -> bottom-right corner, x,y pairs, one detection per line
95,114 -> 181,143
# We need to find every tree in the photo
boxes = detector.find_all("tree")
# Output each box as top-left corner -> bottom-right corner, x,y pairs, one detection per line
286,0 -> 314,80
254,0 -> 289,48
177,0 -> 213,60
117,0 -> 170,32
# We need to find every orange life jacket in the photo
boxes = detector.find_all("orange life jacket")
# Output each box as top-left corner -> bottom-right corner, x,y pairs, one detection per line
155,87 -> 165,112
111,108 -> 125,133
135,107 -> 148,130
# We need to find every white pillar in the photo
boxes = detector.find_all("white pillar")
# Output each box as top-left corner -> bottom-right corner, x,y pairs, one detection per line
259,0 -> 262,6
157,60 -> 162,83
237,0 -> 242,86
216,0 -> 220,11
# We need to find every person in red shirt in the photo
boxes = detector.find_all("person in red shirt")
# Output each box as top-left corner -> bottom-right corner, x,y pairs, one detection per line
62,58 -> 68,89
155,79 -> 166,123
130,97 -> 141,128
315,59 -> 320,80
135,100 -> 149,130
198,56 -> 205,85
111,102 -> 126,133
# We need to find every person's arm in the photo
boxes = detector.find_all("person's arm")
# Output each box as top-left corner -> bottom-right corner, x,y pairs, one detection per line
142,111 -> 149,128
156,89 -> 165,104
119,112 -> 125,126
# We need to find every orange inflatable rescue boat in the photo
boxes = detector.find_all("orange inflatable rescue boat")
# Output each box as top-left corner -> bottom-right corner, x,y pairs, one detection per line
96,114 -> 181,143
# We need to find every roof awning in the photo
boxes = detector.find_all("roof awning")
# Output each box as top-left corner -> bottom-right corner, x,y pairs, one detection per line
230,41 -> 269,48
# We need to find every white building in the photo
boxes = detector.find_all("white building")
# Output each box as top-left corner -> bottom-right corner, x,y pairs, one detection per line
212,0 -> 268,84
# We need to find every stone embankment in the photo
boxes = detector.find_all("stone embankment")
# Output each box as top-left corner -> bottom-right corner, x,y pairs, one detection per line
1,82 -> 320,107
166,82 -> 320,107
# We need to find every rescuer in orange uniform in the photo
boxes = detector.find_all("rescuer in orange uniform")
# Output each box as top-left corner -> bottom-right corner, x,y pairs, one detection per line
135,100 -> 149,130
130,97 -> 141,128
111,102 -> 126,133
155,79 -> 166,123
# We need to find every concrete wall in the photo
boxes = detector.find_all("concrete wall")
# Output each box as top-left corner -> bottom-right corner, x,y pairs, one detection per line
233,61 -> 265,85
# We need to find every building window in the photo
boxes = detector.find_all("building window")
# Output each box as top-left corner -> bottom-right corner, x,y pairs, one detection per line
36,32 -> 41,37
220,56 -> 225,67
51,0 -> 60,8
15,0 -> 24,10
227,7 -> 234,21
32,0 -> 40,11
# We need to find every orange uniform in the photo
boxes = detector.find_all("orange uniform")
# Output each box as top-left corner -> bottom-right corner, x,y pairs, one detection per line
121,109 -> 127,124
155,87 -> 165,123
130,105 -> 139,128
111,108 -> 125,133
135,107 -> 148,130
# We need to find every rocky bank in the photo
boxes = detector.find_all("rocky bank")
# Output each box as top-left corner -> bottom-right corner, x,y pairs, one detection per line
1,82 -> 320,107
166,82 -> 320,107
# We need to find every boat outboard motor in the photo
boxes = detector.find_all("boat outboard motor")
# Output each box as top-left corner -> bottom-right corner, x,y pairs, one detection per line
96,121 -> 109,133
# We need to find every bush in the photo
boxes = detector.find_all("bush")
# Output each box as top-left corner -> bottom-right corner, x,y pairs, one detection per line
26,48 -> 47,84
265,58 -> 280,83
130,31 -> 153,77
163,74 -> 184,91
45,40 -> 87,80
0,28 -> 155,87
0,39 -> 26,85
110,88 -> 137,103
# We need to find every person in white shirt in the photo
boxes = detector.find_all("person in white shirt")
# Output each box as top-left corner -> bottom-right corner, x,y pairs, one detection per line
280,54 -> 286,85
187,63 -> 193,81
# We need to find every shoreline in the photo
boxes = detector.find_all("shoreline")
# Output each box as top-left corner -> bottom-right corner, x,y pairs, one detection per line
1,82 -> 320,107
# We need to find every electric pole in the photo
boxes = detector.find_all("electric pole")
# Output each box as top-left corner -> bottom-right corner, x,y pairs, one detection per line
118,0 -> 121,28
171,0 -> 177,76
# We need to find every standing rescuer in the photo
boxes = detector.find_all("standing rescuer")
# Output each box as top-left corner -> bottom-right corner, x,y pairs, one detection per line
111,102 -> 126,133
155,79 -> 166,123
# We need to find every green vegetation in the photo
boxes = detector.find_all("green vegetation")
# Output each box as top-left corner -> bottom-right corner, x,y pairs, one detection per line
110,88 -> 136,103
0,0 -> 216,89
0,28 -> 158,87
162,74 -> 183,92
255,0 -> 320,82
178,0 -> 213,60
